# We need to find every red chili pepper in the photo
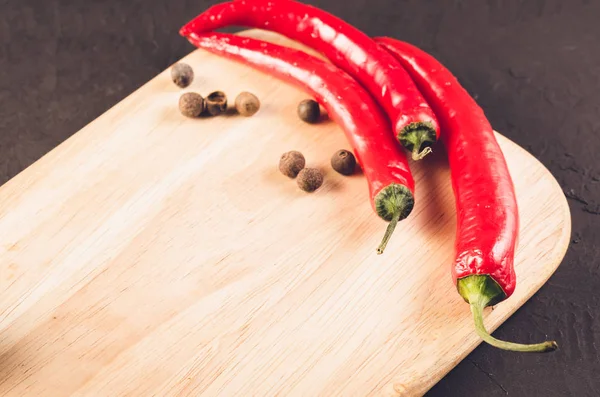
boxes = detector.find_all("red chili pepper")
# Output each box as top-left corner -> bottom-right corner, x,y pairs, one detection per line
377,37 -> 557,352
186,32 -> 415,253
180,0 -> 440,160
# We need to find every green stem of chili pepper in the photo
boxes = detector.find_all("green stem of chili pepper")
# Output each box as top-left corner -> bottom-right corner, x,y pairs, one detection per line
398,122 -> 436,161
458,275 -> 558,353
374,184 -> 414,254
377,213 -> 399,255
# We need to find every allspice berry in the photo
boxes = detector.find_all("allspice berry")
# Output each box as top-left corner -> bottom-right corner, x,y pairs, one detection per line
178,92 -> 204,118
205,91 -> 228,116
235,92 -> 260,117
297,99 -> 320,124
279,151 -> 306,178
331,149 -> 357,176
297,168 -> 324,192
171,63 -> 194,88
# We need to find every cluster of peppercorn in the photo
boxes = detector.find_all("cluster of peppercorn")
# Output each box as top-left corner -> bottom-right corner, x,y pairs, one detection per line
278,151 -> 322,192
172,62 -> 260,118
279,98 -> 358,193
171,63 -> 357,194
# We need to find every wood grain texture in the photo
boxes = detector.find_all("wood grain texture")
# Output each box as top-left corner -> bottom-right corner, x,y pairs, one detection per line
0,30 -> 571,396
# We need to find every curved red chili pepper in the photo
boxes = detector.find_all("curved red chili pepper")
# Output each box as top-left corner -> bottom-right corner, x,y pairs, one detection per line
180,0 -> 440,160
377,37 -> 557,353
186,32 -> 415,253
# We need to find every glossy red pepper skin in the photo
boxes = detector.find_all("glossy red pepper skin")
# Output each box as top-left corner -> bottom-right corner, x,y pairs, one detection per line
180,0 -> 440,159
376,37 -> 518,298
186,32 -> 415,247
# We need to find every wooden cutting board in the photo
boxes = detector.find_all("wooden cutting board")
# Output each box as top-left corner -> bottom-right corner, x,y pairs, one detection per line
0,30 -> 571,397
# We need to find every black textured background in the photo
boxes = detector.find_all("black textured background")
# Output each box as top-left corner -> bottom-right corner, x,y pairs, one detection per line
0,0 -> 598,395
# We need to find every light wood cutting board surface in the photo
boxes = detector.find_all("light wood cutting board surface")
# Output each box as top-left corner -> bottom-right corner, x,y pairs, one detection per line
0,30 -> 571,396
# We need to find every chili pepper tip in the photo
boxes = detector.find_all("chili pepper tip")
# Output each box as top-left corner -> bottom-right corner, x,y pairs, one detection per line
179,25 -> 191,37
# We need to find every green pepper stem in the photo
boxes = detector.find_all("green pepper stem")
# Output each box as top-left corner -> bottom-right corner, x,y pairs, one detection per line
398,123 -> 437,161
458,275 -> 558,353
377,213 -> 399,255
412,145 -> 432,161
470,301 -> 558,353
373,184 -> 415,254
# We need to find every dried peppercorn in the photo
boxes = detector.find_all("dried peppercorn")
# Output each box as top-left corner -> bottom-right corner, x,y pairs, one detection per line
171,63 -> 194,88
235,92 -> 260,116
178,92 -> 204,118
297,168 -> 324,192
279,151 -> 305,178
331,149 -> 356,176
297,99 -> 320,124
205,91 -> 228,116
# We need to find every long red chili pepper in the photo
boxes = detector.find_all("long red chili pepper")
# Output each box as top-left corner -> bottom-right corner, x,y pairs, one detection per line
186,32 -> 415,252
376,37 -> 557,352
180,0 -> 440,160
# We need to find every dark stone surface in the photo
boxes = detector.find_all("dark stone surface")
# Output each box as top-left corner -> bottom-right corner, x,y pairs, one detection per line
0,0 -> 598,395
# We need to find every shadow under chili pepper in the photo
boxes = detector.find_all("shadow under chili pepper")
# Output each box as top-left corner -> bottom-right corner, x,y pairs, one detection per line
390,145 -> 464,352
412,145 -> 454,240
